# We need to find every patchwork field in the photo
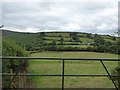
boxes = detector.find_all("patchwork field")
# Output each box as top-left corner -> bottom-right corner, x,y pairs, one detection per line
28,51 -> 118,88
3,30 -> 119,53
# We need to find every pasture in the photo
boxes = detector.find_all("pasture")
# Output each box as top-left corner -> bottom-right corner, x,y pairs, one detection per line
28,52 -> 118,88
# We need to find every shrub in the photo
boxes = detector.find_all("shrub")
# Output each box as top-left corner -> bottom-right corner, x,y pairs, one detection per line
2,37 -> 29,88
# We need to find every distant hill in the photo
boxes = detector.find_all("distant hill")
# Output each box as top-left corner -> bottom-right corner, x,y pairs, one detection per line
2,30 -> 119,54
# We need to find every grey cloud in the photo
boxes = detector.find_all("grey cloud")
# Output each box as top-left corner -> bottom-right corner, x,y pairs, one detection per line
2,1 -> 118,34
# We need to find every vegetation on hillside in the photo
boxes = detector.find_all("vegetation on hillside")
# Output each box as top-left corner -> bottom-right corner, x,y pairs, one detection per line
2,37 -> 29,88
2,30 -> 119,54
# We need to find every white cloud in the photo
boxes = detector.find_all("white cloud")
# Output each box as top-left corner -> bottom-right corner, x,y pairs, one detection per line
1,0 -> 118,34
62,23 -> 81,30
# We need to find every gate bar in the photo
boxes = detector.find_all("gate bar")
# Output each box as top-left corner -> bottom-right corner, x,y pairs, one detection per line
2,73 -> 120,77
1,57 -> 119,61
100,60 -> 118,90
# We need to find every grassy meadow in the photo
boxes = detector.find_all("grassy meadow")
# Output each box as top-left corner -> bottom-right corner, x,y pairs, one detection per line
28,51 -> 118,88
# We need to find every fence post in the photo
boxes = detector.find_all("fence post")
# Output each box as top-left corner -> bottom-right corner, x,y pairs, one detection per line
9,69 -> 13,88
62,59 -> 65,90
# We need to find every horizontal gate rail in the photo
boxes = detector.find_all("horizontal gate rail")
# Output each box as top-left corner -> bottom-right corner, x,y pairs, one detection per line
1,57 -> 120,90
1,57 -> 119,61
1,73 -> 120,77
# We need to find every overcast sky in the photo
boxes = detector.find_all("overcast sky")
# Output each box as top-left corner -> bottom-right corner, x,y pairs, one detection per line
1,0 -> 119,34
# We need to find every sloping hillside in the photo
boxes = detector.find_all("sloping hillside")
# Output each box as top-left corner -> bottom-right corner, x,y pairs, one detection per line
2,30 -> 119,54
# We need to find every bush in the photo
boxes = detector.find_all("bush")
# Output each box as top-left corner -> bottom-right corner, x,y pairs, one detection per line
2,37 -> 29,88
111,66 -> 120,88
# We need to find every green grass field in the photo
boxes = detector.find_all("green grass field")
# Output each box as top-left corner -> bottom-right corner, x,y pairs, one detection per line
80,37 -> 94,42
104,39 -> 116,43
28,52 -> 118,88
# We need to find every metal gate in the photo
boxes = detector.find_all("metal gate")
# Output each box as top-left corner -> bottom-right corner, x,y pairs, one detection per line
1,57 -> 120,90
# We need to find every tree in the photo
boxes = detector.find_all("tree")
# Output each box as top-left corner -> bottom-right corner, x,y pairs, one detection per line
39,32 -> 45,37
70,32 -> 80,42
60,36 -> 64,44
112,36 -> 116,40
59,36 -> 64,50
38,32 -> 45,51
51,40 -> 57,51
93,34 -> 105,46
86,33 -> 92,38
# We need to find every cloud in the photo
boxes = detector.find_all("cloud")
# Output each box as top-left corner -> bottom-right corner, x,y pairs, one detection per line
2,0 -> 118,34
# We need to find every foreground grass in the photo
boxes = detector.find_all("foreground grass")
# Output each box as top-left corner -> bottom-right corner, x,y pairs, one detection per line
28,52 -> 118,88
